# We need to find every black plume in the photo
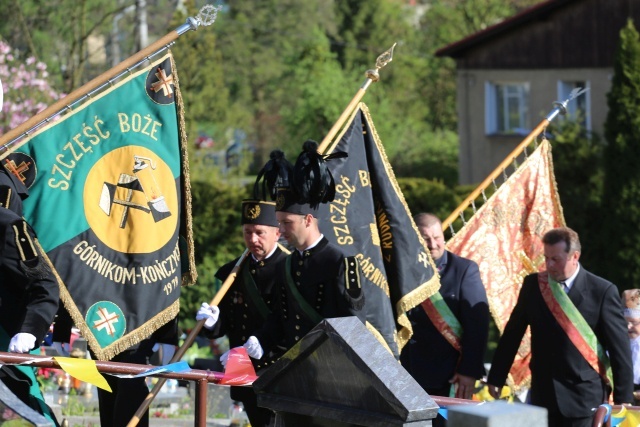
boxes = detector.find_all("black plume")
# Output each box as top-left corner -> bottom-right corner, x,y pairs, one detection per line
292,140 -> 347,209
253,149 -> 294,200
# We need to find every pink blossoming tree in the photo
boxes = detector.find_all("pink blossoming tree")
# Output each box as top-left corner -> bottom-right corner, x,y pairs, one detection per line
0,41 -> 63,134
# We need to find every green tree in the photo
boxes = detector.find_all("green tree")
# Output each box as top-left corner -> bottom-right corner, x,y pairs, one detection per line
214,0 -> 337,166
278,27 -> 353,154
547,118 -> 605,274
0,0 -> 178,92
398,177 -> 461,220
601,19 -> 640,289
178,179 -> 249,330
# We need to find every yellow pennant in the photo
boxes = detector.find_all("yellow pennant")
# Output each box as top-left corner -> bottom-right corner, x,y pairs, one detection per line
54,356 -> 112,392
615,406 -> 640,427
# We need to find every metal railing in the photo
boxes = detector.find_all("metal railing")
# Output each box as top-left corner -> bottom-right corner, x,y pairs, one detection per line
593,403 -> 640,427
0,351 -> 226,427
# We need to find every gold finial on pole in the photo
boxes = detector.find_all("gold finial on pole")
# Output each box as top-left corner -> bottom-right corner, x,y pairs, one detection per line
318,43 -> 397,153
365,42 -> 397,84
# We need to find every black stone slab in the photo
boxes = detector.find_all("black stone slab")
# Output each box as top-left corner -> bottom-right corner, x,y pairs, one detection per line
254,317 -> 438,427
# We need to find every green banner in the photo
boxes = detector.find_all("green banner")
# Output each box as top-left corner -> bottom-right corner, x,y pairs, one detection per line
3,52 -> 195,360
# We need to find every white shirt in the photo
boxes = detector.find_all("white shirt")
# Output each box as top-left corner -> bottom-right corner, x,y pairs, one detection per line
297,234 -> 324,256
562,264 -> 581,292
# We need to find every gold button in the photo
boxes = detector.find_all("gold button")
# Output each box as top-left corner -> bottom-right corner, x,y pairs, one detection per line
296,271 -> 301,276
298,261 -> 304,266
295,325 -> 300,330
251,269 -> 256,274
295,336 -> 300,341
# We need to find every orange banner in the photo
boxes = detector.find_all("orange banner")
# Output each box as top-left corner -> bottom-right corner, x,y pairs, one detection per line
446,139 -> 565,390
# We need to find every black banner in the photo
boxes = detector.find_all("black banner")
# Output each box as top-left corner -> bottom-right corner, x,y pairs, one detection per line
316,103 -> 440,352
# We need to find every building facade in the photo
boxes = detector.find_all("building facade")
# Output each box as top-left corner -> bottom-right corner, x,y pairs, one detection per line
436,0 -> 640,184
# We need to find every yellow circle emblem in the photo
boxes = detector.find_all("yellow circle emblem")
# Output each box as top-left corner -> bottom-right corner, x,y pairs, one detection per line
84,146 -> 178,254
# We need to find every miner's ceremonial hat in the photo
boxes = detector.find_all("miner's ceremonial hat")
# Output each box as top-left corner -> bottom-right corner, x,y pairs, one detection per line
241,199 -> 278,227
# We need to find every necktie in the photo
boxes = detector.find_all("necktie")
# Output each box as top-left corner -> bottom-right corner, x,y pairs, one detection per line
560,281 -> 569,293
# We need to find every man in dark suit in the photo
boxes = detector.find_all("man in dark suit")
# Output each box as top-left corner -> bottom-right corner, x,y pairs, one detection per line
401,213 -> 489,405
487,227 -> 633,427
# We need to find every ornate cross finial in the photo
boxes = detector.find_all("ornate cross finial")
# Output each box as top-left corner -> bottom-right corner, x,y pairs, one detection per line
196,4 -> 222,27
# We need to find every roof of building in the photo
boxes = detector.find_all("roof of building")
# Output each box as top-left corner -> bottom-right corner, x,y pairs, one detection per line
435,0 -> 577,58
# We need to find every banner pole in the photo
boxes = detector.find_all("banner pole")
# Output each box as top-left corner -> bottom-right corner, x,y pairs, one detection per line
0,5 -> 221,156
441,88 -> 588,231
127,249 -> 250,427
317,43 -> 396,154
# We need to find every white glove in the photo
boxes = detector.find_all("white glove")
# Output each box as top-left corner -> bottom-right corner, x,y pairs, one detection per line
220,349 -> 230,368
53,341 -> 71,357
195,302 -> 220,330
219,336 -> 264,368
152,343 -> 176,365
9,333 -> 36,353
243,336 -> 264,360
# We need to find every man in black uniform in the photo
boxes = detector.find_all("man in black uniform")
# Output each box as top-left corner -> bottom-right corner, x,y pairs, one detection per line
239,141 -> 366,362
196,198 -> 287,427
0,206 -> 60,426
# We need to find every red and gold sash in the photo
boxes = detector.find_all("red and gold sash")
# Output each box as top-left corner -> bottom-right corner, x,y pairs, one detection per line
538,273 -> 612,386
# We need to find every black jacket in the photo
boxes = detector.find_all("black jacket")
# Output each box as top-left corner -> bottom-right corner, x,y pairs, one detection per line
488,268 -> 633,417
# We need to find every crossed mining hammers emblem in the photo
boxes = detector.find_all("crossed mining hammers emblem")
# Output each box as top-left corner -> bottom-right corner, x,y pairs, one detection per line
98,155 -> 171,229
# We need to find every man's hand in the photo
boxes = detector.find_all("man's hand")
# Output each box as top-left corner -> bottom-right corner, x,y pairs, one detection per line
220,349 -> 231,368
219,337 -> 264,368
9,333 -> 36,353
53,341 -> 71,357
152,343 -> 176,365
195,302 -> 220,330
449,373 -> 476,400
486,383 -> 502,400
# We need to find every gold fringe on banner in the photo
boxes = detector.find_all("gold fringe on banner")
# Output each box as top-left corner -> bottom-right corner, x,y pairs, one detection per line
170,52 -> 197,287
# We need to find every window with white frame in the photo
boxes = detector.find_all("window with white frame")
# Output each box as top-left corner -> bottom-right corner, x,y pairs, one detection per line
485,82 -> 531,135
557,80 -> 591,132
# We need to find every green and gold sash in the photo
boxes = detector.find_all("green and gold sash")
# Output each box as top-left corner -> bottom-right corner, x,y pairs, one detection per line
538,274 -> 613,386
